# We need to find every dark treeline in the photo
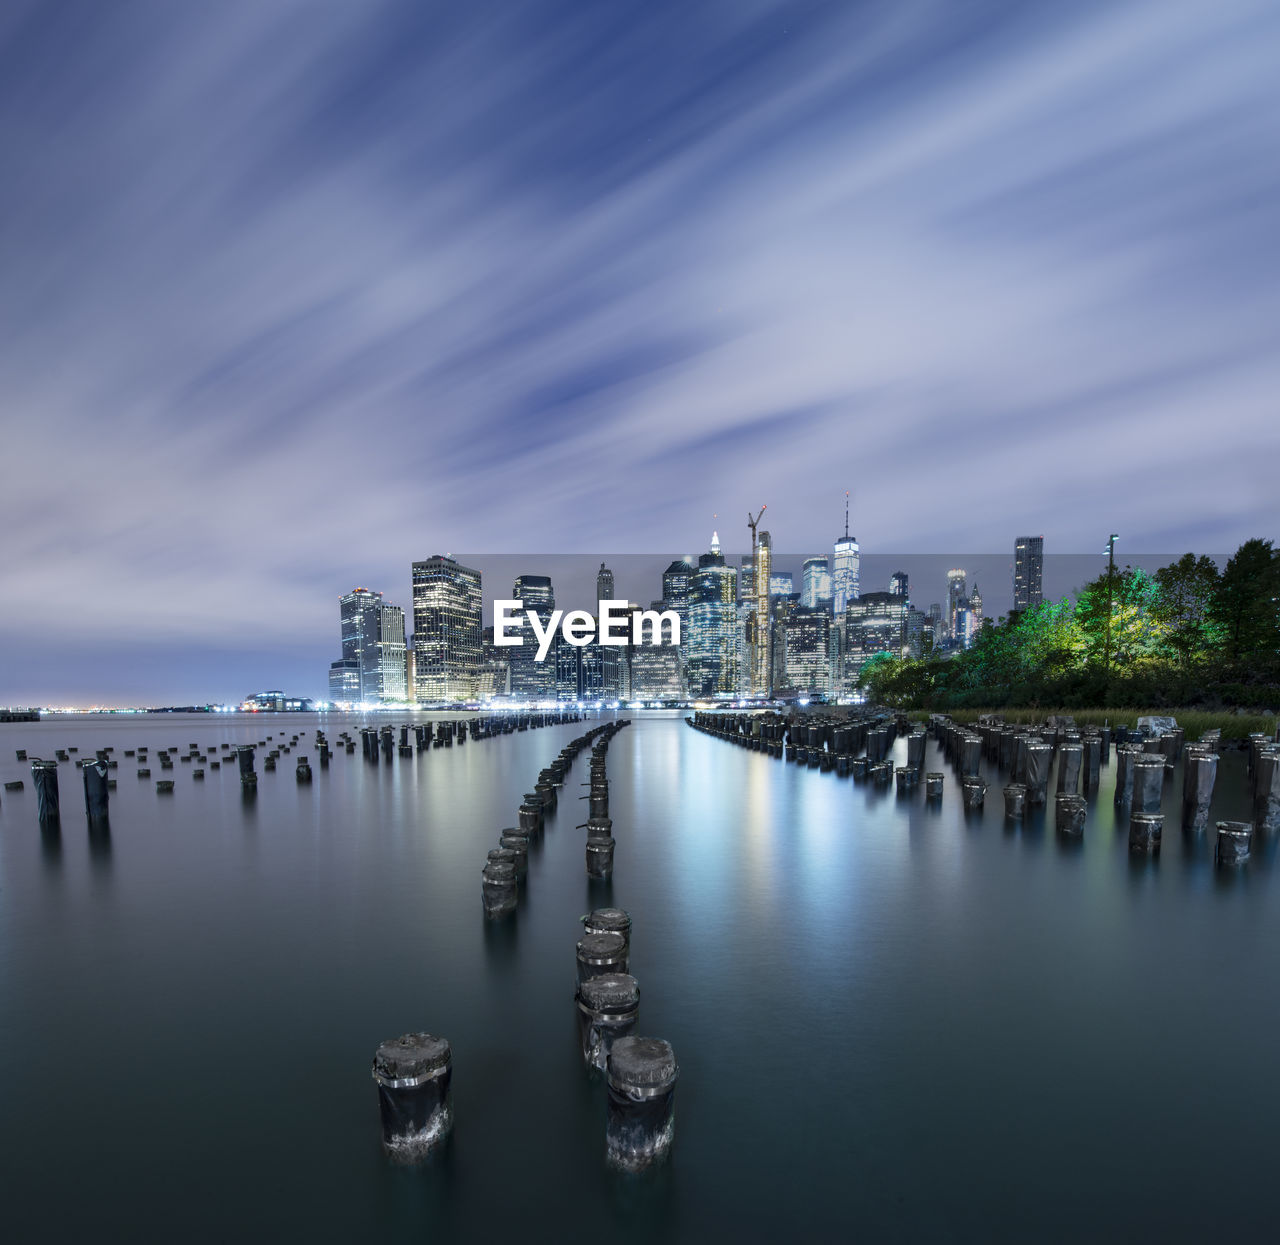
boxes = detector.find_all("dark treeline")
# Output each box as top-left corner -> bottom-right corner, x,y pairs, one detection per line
861,539 -> 1280,710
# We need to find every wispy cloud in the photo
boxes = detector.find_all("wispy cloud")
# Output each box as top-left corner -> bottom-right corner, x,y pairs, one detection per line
1,0 -> 1276,698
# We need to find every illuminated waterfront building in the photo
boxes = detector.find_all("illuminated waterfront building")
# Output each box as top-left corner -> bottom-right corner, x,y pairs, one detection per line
784,607 -> 831,697
751,530 -> 773,696
845,591 -> 911,681
375,603 -> 408,702
801,557 -> 832,610
832,496 -> 861,613
947,570 -> 967,639
686,533 -> 739,697
509,574 -> 556,701
661,558 -> 694,646
338,587 -> 383,700
328,658 -> 360,703
1014,536 -> 1044,612
630,608 -> 685,701
412,556 -> 483,703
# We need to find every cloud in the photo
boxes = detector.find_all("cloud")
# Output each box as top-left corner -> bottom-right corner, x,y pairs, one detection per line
0,0 -> 1276,698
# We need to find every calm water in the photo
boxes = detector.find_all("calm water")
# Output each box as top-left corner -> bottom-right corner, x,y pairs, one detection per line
0,712 -> 1274,1243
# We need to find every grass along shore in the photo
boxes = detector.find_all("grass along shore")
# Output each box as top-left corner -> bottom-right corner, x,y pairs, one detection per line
909,707 -> 1278,742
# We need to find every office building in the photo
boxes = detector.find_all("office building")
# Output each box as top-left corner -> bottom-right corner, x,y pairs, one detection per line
597,562 -> 615,603
845,591 -> 911,681
508,574 -> 556,701
338,587 -> 383,700
784,607 -> 832,697
889,571 -> 909,599
801,557 -> 832,610
832,496 -> 861,614
769,571 -> 793,597
1013,536 -> 1044,612
662,558 -> 694,644
375,603 -> 408,702
412,556 -> 483,703
686,533 -> 738,698
947,570 -> 967,639
328,658 -> 360,703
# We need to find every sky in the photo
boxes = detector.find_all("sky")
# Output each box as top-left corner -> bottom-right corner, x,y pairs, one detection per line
1,0 -> 1277,704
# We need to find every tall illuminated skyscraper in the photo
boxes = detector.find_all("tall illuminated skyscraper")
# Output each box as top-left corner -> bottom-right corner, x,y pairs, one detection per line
339,587 -> 383,699
509,574 -> 556,701
412,556 -> 483,703
801,557 -> 832,610
947,569 -> 967,639
752,529 -> 772,696
1013,536 -> 1044,612
376,603 -> 408,702
687,533 -> 738,698
832,493 -> 861,614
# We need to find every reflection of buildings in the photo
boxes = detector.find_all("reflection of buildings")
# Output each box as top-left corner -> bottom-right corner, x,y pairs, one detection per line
412,556 -> 483,703
1014,536 -> 1043,611
687,533 -> 738,698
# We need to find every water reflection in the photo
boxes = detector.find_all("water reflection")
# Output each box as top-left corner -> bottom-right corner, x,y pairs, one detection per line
40,823 -> 62,872
87,818 -> 112,873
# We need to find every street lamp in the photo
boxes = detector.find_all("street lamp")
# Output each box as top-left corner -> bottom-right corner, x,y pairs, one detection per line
1105,534 -> 1119,671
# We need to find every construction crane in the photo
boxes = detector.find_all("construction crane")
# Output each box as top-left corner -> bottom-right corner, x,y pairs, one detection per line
747,504 -> 767,562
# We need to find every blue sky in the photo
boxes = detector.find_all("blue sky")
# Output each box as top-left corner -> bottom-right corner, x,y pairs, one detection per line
1,0 -> 1277,702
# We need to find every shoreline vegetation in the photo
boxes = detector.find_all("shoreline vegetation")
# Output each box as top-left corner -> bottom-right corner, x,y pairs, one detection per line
860,539 -> 1280,737
907,706 -> 1277,743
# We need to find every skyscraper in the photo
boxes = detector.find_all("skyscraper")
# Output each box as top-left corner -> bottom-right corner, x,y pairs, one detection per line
1013,536 -> 1044,612
888,571 -> 909,599
596,562 -> 614,603
947,569 -> 967,639
801,557 -> 832,610
661,558 -> 694,638
339,587 -> 383,700
328,658 -> 360,703
769,571 -> 793,596
845,591 -> 911,681
784,606 -> 832,696
686,533 -> 738,698
375,603 -> 408,702
747,530 -> 773,697
412,556 -> 483,703
831,493 -> 861,614
509,574 -> 556,701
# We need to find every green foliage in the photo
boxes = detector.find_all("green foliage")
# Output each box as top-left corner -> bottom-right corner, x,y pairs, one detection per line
1209,539 -> 1280,663
871,539 -> 1280,713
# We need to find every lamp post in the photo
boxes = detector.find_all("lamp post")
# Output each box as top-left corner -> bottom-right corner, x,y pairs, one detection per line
1104,534 -> 1119,671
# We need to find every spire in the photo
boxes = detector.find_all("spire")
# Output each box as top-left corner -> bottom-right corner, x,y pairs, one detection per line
844,490 -> 849,540
711,530 -> 721,553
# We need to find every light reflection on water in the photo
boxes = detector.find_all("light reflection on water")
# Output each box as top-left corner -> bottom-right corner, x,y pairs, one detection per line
0,711 -> 1275,1243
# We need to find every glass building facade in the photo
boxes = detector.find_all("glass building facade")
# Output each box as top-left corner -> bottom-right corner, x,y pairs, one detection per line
411,556 -> 483,703
1014,536 -> 1044,612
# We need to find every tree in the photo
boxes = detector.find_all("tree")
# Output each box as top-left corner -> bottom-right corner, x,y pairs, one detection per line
1074,567 -> 1165,669
1153,553 -> 1220,667
1210,539 -> 1280,664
